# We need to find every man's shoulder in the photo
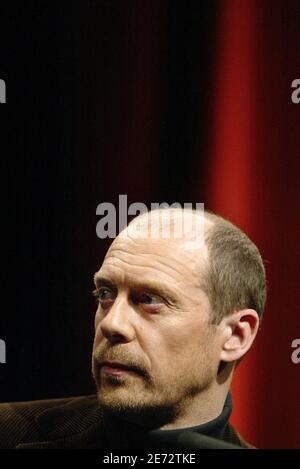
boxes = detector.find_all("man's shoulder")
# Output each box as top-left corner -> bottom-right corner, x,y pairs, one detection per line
0,394 -> 100,449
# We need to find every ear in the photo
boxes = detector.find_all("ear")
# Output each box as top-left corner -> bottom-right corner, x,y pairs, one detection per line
219,309 -> 260,363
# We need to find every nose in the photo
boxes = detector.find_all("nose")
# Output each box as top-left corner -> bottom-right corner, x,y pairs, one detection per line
98,296 -> 136,344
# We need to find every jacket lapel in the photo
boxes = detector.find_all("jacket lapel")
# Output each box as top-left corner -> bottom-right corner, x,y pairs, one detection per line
16,395 -> 106,449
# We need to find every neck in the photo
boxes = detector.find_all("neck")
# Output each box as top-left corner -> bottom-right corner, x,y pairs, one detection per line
159,381 -> 230,431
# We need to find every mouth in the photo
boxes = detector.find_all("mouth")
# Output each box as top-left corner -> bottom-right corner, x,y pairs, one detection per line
100,361 -> 143,377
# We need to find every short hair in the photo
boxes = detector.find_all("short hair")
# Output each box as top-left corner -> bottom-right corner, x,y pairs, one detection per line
202,211 -> 267,325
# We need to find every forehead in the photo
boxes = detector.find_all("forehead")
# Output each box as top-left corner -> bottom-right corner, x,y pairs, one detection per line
97,234 -> 208,290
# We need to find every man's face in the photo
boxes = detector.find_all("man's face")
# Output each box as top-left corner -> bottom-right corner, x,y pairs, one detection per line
92,228 -> 221,427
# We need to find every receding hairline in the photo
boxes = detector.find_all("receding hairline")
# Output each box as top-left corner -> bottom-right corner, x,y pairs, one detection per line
118,207 -> 216,244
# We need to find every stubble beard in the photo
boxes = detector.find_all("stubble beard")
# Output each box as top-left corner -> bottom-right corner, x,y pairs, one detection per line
92,356 -> 215,429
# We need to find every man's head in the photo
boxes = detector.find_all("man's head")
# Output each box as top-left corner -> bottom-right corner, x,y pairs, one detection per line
91,208 -> 266,429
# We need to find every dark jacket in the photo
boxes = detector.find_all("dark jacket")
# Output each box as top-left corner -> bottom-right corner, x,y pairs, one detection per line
0,395 -> 253,449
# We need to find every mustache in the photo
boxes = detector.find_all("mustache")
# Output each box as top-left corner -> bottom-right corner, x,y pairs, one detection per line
93,347 -> 149,378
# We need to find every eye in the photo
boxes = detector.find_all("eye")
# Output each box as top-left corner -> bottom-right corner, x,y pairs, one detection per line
139,292 -> 163,305
93,287 -> 115,307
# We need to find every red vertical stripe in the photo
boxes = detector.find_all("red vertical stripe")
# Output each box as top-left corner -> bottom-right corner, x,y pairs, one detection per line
207,0 -> 258,232
202,0 -> 300,447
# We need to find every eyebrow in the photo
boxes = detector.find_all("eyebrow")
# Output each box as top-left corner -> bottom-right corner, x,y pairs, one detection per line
93,273 -> 178,303
93,274 -> 117,290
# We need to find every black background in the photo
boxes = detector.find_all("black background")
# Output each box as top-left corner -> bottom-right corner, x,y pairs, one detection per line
0,1 -> 217,402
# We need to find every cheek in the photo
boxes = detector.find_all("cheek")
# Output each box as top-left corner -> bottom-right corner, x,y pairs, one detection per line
94,312 -> 99,331
161,319 -> 202,351
94,307 -> 104,332
141,322 -> 191,372
157,320 -> 215,371
92,332 -> 99,352
93,312 -> 103,348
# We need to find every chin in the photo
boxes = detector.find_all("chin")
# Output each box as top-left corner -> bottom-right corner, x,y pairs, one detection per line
97,386 -> 144,410
97,389 -> 179,429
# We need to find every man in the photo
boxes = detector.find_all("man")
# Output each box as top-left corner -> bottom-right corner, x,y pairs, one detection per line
0,208 -> 266,449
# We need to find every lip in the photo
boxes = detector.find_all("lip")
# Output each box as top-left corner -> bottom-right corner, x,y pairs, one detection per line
100,361 -> 140,376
